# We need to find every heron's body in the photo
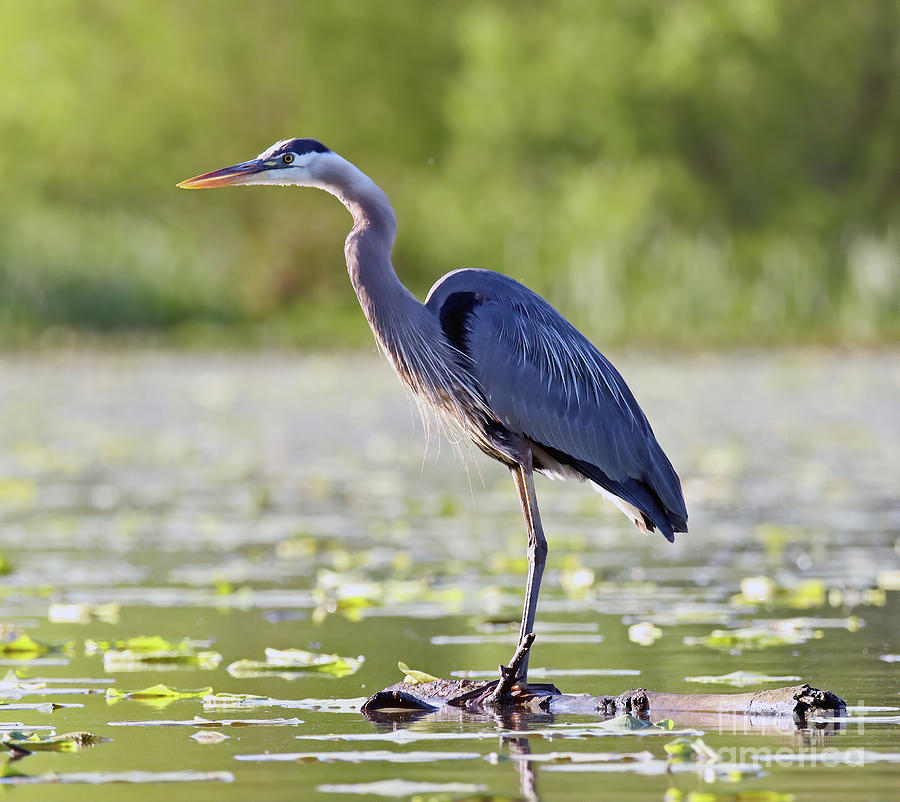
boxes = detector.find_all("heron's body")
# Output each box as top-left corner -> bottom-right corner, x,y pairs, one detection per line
179,138 -> 688,682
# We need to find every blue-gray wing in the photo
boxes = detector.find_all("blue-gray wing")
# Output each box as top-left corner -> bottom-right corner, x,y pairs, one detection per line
426,269 -> 687,537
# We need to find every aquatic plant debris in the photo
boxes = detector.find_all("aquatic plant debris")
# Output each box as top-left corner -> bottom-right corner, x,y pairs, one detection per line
1,730 -> 109,754
0,671 -> 45,698
226,648 -> 363,678
190,731 -> 229,744
397,661 -> 439,684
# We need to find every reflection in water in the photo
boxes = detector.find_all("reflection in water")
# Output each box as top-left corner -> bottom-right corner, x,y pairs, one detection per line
504,735 -> 540,802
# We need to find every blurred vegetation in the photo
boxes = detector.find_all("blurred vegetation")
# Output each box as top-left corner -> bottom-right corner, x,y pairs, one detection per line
0,0 -> 896,348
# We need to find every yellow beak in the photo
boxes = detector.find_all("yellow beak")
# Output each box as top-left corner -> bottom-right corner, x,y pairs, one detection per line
177,159 -> 267,189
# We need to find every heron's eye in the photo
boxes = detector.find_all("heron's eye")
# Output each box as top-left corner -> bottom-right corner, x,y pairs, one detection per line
282,153 -> 294,164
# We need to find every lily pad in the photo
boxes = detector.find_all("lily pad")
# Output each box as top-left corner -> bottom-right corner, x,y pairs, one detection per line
684,671 -> 803,687
0,633 -> 67,658
103,650 -> 222,671
226,648 -> 362,678
106,684 -> 213,701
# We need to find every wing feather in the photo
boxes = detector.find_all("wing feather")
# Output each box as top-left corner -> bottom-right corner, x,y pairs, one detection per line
426,268 -> 687,531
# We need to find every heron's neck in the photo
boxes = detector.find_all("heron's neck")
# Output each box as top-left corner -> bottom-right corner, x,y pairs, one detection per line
323,156 -> 487,427
324,158 -> 435,352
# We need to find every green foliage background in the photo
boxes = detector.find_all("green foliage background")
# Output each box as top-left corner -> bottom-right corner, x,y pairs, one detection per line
1,0 -> 897,347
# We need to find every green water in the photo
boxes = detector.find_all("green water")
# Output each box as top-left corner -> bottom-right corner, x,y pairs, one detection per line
0,351 -> 896,801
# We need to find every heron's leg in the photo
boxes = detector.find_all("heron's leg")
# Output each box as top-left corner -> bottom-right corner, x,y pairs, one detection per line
510,459 -> 547,684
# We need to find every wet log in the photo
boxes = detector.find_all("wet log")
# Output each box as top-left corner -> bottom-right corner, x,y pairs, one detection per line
362,678 -> 846,725
361,634 -> 846,724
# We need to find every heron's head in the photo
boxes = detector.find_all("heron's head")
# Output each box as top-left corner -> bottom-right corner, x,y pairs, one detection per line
177,138 -> 335,189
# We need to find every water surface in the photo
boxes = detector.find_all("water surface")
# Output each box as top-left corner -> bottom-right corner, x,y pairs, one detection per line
0,351 -> 896,800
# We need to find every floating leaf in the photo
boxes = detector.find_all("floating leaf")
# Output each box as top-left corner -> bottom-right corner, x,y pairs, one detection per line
397,661 -> 439,684
106,684 -> 213,701
0,770 -> 233,785
103,650 -> 222,671
0,634 -> 49,657
227,649 -> 362,678
684,671 -> 803,687
683,625 -> 821,651
202,692 -> 270,708
596,715 -> 655,731
0,702 -> 82,712
0,670 -> 45,698
664,737 -> 697,761
1,730 -> 109,754
190,731 -> 229,744
86,635 -> 210,655
203,694 -> 365,712
731,577 -> 826,609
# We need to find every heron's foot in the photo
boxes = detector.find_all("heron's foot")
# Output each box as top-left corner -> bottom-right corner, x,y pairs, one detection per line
487,632 -> 535,704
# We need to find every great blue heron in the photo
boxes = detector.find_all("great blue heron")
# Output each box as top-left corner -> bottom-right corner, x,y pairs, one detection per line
179,138 -> 688,683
